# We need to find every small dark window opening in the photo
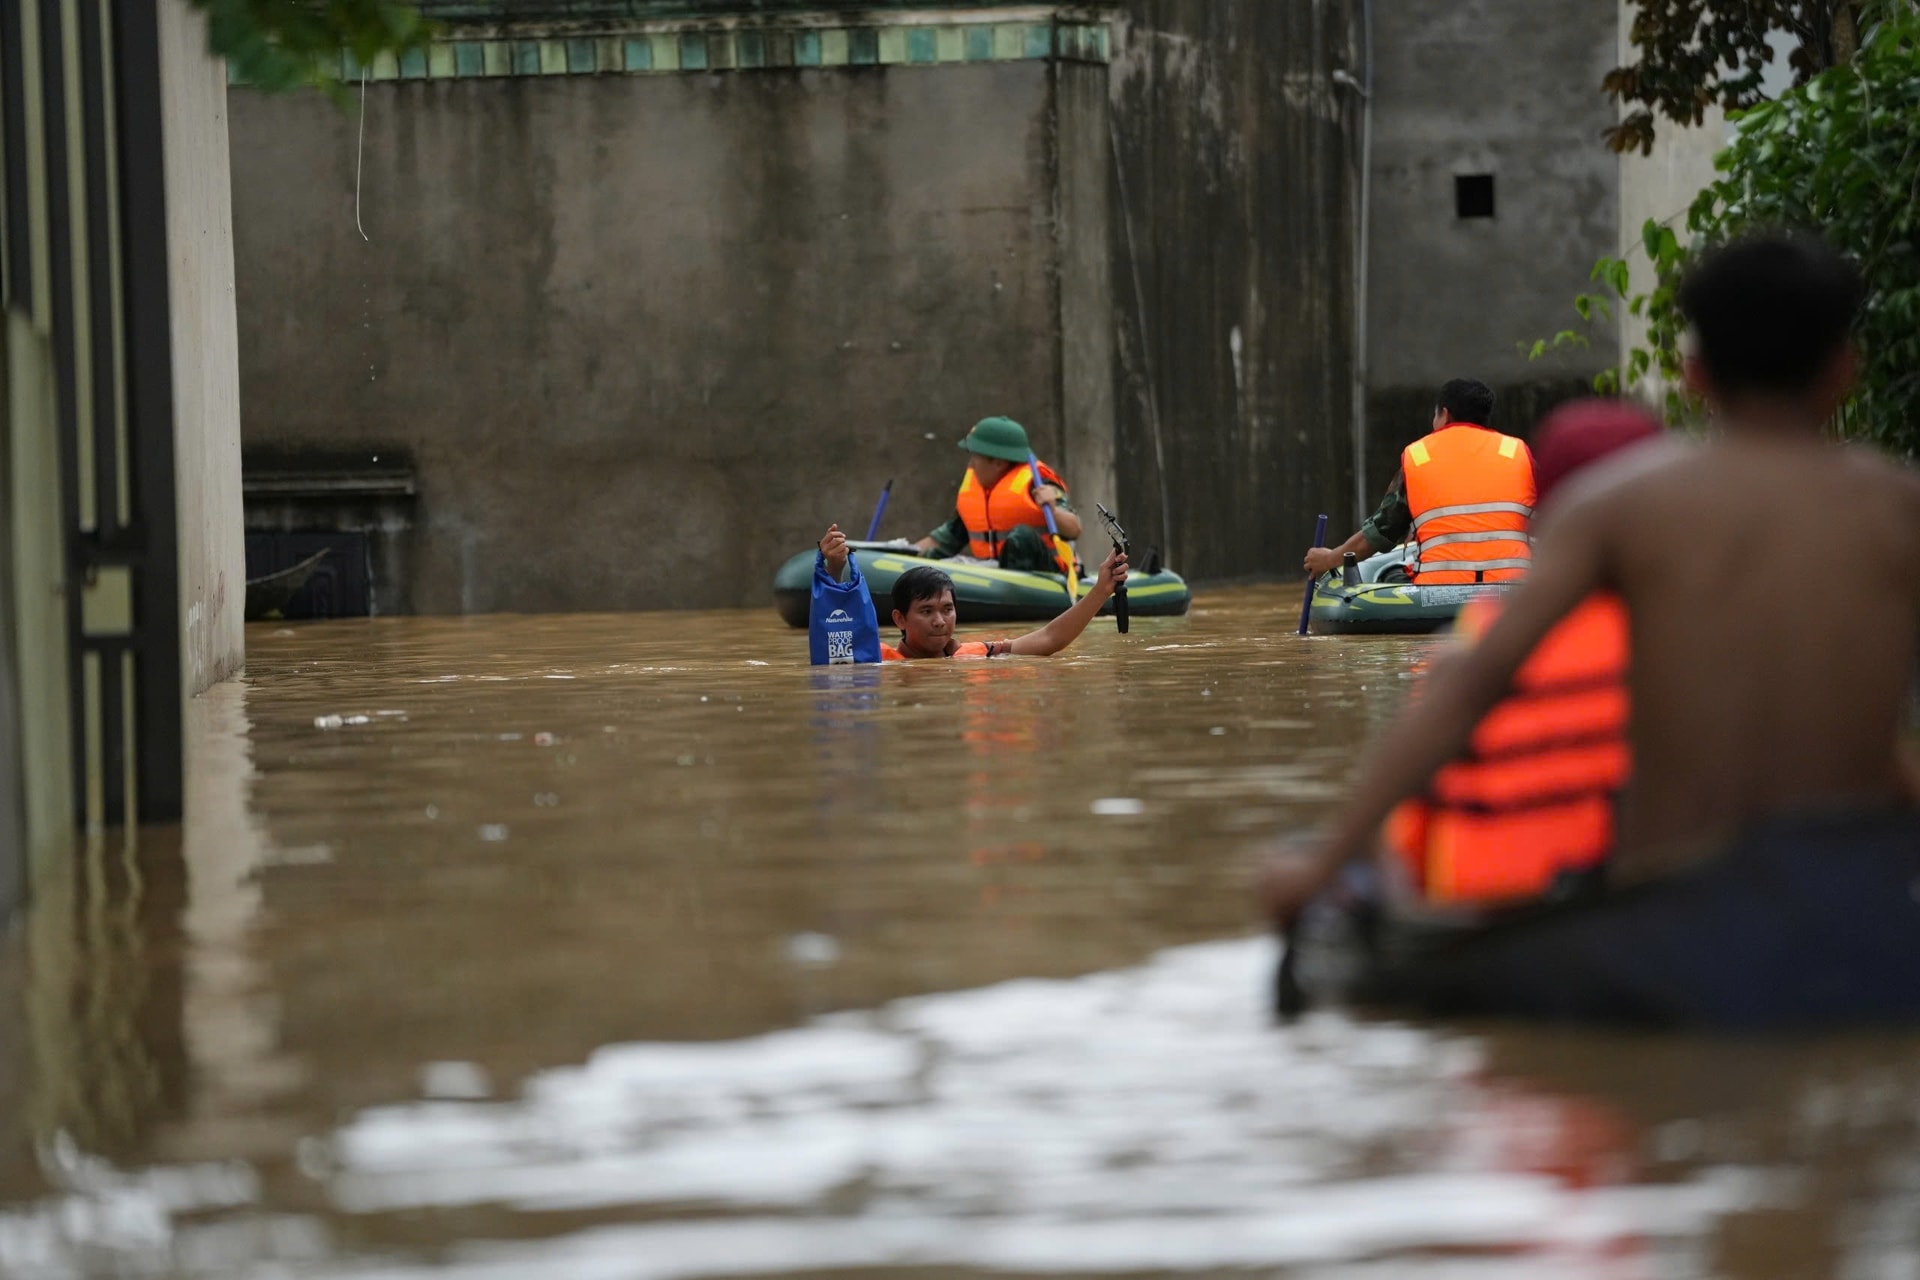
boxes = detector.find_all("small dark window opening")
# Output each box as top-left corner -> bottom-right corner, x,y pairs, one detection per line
1455,173 -> 1496,219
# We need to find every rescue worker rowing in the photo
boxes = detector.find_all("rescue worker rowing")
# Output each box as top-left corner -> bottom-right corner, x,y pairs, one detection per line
1305,379 -> 1537,586
915,416 -> 1077,575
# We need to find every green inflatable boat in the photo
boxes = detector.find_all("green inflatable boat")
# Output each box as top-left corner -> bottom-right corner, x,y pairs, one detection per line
1307,575 -> 1513,636
773,542 -> 1192,628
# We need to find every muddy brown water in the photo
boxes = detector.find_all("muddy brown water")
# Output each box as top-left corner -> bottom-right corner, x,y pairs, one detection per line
0,585 -> 1916,1278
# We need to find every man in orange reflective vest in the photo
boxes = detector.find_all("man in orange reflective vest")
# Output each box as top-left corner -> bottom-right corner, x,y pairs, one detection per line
914,416 -> 1078,575
1304,379 -> 1536,585
1382,400 -> 1662,908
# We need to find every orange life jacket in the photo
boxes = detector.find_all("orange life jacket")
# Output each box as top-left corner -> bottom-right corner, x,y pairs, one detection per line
1402,424 -> 1537,585
955,462 -> 1071,572
881,640 -> 1007,662
1385,592 -> 1630,905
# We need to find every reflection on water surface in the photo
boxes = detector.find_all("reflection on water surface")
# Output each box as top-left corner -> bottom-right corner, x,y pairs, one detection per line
0,587 -> 1916,1277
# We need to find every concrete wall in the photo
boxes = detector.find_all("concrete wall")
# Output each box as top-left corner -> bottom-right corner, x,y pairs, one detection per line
1054,61 -> 1116,520
158,0 -> 245,692
1366,0 -> 1619,462
1109,0 -> 1356,577
230,60 -> 1080,614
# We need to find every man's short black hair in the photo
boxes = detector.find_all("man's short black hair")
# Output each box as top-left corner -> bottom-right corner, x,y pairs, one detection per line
892,565 -> 955,616
1678,232 -> 1864,396
1436,378 -> 1495,426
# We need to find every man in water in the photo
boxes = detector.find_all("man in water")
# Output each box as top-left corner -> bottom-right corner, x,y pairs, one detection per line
819,525 -> 1124,660
913,417 -> 1079,574
1304,379 -> 1535,585
1264,233 -> 1920,1025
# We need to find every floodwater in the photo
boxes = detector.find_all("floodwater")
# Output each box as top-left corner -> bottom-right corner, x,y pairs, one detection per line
1,585 -> 1918,1278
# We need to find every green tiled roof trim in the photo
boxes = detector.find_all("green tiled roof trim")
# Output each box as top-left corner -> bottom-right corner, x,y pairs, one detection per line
230,16 -> 1110,84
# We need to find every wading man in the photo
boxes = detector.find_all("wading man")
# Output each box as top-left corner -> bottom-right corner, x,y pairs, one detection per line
819,525 -> 1124,661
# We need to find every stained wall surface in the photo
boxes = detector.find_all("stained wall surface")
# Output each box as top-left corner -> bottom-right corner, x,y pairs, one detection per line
1365,0 -> 1620,463
1108,1 -> 1357,575
231,60 -> 1072,613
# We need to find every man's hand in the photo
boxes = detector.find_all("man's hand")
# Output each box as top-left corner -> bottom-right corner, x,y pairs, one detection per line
1255,835 -> 1337,929
1033,484 -> 1063,508
819,524 -> 850,577
1303,546 -> 1344,576
1095,546 -> 1129,595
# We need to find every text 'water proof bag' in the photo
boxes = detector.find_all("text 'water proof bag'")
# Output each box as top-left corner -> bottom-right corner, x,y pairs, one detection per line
809,551 -> 882,665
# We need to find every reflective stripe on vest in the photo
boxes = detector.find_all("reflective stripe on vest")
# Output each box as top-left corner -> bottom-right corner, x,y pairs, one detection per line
1419,529 -> 1536,550
1402,425 -> 1536,586
1411,557 -> 1536,577
956,461 -> 1069,571
1386,592 -> 1630,905
1411,501 -> 1535,533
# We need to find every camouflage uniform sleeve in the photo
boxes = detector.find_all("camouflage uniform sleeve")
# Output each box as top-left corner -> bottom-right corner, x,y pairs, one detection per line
1359,470 -> 1412,552
924,513 -> 969,557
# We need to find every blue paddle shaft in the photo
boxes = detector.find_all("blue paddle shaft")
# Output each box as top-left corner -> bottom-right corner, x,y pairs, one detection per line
864,480 -> 893,542
1297,513 -> 1328,636
1026,452 -> 1061,537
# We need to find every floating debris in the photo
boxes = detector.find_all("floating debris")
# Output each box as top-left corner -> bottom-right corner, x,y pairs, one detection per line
786,932 -> 842,969
419,1061 -> 492,1101
1090,798 -> 1146,817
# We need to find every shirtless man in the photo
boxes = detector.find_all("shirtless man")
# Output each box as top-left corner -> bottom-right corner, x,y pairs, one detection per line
819,524 -> 1126,660
1263,234 -> 1920,1023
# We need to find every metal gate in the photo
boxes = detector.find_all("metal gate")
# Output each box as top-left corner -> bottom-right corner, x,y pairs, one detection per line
2,0 -> 184,873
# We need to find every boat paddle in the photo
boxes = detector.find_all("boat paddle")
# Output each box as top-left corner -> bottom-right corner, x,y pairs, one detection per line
1028,451 -> 1079,605
1297,513 -> 1328,636
1278,512 -> 1330,1020
1095,503 -> 1130,633
863,479 -> 894,542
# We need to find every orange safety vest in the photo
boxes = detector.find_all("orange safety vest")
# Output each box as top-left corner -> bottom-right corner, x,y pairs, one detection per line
1402,424 -> 1536,585
882,640 -> 1007,662
1385,592 -> 1630,905
955,462 -> 1071,572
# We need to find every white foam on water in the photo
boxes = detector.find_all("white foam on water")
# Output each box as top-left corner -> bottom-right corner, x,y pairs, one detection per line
0,941 -> 1788,1278
313,938 -> 1768,1276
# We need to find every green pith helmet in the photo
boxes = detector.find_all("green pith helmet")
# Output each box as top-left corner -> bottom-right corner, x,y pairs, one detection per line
958,416 -> 1032,463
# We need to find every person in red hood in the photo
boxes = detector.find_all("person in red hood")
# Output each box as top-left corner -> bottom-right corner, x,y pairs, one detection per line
1379,400 -> 1663,910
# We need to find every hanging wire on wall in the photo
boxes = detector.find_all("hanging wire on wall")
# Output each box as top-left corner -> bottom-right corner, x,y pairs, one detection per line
354,68 -> 370,241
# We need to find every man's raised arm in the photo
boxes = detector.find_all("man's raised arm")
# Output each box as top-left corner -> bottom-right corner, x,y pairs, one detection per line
1009,548 -> 1128,657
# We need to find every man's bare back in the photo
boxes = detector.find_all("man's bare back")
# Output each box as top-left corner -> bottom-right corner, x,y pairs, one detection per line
1524,432 -> 1920,878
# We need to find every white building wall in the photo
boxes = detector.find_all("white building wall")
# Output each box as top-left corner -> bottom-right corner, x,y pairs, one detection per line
157,0 -> 245,694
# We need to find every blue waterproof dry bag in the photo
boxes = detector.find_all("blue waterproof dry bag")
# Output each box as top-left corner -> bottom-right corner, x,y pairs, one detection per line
809,551 -> 882,665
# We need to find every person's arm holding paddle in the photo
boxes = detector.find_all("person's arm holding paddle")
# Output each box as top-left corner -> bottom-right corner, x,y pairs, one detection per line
1031,480 -> 1082,540
1261,491 -> 1610,923
1305,473 -> 1410,575
1007,546 -> 1128,657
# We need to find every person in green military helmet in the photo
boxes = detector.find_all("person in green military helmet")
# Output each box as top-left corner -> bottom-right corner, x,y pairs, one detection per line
912,416 -> 1081,575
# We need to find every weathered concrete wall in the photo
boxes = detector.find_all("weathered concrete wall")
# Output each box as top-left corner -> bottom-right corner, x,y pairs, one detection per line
1109,1 -> 1356,577
158,0 -> 245,691
1366,0 -> 1619,453
1054,61 -> 1116,520
230,62 -> 1078,613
